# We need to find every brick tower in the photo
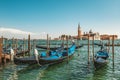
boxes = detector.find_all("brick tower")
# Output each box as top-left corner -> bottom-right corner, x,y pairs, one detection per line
78,24 -> 82,40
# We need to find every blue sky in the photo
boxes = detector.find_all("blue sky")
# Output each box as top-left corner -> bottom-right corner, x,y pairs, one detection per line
0,0 -> 120,38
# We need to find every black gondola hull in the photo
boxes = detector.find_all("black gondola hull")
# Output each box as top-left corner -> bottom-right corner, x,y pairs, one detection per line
14,54 -> 73,65
94,60 -> 108,69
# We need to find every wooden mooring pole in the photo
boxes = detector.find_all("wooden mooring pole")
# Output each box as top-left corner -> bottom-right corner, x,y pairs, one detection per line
12,37 -> 14,48
33,39 -> 36,49
23,38 -> 25,57
49,37 -> 51,51
92,35 -> 94,62
14,39 -> 17,56
0,37 -> 3,65
67,35 -> 68,53
88,35 -> 90,65
77,38 -> 80,56
66,35 -> 69,63
28,34 -> 30,57
63,35 -> 65,46
112,35 -> 115,68
47,34 -> 48,50
2,36 -> 6,64
5,38 -> 7,52
108,38 -> 110,53
47,34 -> 49,56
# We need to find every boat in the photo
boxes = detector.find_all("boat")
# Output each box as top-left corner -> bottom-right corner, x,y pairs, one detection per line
14,43 -> 76,65
1,48 -> 15,63
36,44 -> 83,50
94,44 -> 109,68
16,50 -> 29,56
3,47 -> 29,57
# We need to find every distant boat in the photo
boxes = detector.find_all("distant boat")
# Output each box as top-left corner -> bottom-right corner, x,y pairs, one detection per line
94,44 -> 109,68
14,43 -> 76,65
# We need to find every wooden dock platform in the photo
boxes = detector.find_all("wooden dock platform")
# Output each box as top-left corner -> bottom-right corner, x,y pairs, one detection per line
0,37 -> 11,64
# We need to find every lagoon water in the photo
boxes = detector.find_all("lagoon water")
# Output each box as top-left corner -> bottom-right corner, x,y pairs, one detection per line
1,40 -> 120,80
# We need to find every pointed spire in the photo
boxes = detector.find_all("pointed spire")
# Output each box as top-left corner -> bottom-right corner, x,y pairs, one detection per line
78,23 -> 80,29
78,23 -> 82,40
89,29 -> 92,34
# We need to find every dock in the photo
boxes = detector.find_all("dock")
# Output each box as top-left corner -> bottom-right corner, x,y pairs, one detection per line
0,37 -> 11,64
0,35 -> 31,65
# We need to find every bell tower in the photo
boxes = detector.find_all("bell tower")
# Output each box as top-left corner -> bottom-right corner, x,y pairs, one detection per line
78,24 -> 82,39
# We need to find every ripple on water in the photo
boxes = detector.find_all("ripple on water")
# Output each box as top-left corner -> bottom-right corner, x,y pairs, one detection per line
2,40 -> 120,80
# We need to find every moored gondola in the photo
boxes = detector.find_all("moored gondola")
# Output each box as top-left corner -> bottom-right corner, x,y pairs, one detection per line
94,44 -> 109,68
36,44 -> 83,50
14,43 -> 76,65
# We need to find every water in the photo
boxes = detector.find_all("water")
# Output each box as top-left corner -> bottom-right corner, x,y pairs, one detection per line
1,40 -> 120,80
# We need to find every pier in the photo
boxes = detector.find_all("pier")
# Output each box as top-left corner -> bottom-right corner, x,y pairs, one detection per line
0,35 -> 31,65
0,37 -> 11,64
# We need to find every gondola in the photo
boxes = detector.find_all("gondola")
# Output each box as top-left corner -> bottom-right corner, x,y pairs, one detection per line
3,47 -> 29,56
94,44 -> 109,68
14,43 -> 76,65
36,44 -> 83,50
16,50 -> 29,56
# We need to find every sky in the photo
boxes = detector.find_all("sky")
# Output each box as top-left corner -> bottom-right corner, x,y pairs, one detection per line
0,0 -> 120,39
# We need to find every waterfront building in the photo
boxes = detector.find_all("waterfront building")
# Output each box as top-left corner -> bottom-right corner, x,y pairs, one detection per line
82,29 -> 100,40
78,24 -> 82,40
100,34 -> 118,40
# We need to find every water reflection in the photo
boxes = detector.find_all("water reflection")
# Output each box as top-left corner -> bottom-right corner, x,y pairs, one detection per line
92,66 -> 108,80
0,62 -> 18,80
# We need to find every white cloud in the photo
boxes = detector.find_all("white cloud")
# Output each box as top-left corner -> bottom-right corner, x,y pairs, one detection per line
0,27 -> 48,39
0,27 -> 34,35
